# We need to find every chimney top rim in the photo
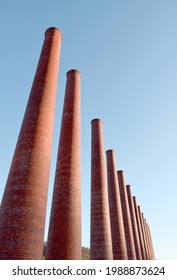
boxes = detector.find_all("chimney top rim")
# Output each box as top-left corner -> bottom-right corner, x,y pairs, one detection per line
66,69 -> 81,77
117,169 -> 124,173
106,149 -> 114,154
91,118 -> 102,125
45,27 -> 62,38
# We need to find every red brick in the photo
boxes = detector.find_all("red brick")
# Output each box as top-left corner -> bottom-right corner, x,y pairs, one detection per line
0,27 -> 62,259
126,185 -> 142,259
117,171 -> 136,259
106,150 -> 127,259
137,206 -> 148,259
46,69 -> 81,260
90,119 -> 113,260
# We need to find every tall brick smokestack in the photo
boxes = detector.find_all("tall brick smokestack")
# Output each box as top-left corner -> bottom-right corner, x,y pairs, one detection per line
90,119 -> 113,260
143,218 -> 150,259
0,27 -> 62,260
106,150 -> 127,259
138,206 -> 148,259
133,196 -> 146,259
46,69 -> 81,260
147,224 -> 156,259
117,171 -> 136,259
126,185 -> 142,259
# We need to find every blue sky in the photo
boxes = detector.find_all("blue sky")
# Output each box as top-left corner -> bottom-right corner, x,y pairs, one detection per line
0,1 -> 177,259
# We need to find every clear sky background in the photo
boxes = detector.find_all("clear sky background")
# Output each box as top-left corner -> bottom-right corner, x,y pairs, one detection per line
0,0 -> 177,260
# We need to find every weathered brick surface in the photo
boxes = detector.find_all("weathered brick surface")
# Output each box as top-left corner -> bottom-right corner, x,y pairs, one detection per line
133,196 -> 146,259
126,185 -> 142,259
106,150 -> 127,259
90,119 -> 113,260
46,69 -> 81,260
0,27 -> 62,260
117,171 -> 136,259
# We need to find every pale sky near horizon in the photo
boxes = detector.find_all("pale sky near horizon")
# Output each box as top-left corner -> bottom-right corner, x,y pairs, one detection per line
0,1 -> 177,259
